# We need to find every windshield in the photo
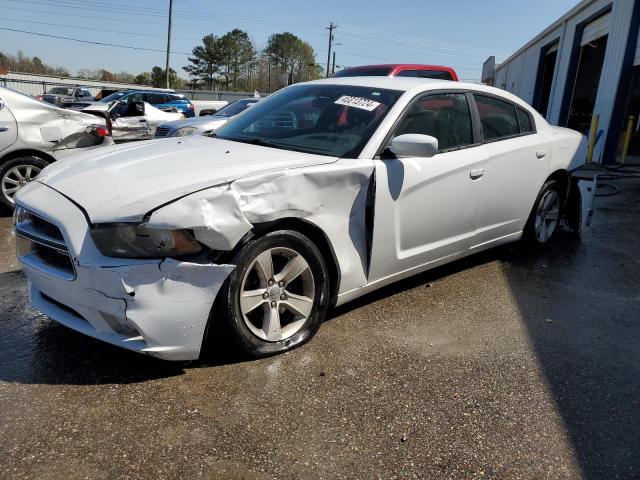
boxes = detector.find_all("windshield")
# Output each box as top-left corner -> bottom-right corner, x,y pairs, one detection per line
99,91 -> 128,103
215,84 -> 402,158
215,99 -> 259,117
48,87 -> 74,95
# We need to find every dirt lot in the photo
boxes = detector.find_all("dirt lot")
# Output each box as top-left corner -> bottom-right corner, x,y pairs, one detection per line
0,178 -> 638,480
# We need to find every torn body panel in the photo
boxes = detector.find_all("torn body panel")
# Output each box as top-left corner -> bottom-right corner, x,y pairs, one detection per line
0,86 -> 113,164
147,160 -> 375,298
16,181 -> 233,361
565,169 -> 597,234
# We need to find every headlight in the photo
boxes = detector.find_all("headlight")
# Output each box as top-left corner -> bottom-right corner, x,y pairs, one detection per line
170,126 -> 197,137
13,205 -> 32,226
90,224 -> 201,258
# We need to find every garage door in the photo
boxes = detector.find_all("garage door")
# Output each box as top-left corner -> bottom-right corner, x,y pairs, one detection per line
581,12 -> 611,46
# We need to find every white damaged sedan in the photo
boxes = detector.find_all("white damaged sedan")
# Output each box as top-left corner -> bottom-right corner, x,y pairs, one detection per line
14,77 -> 595,361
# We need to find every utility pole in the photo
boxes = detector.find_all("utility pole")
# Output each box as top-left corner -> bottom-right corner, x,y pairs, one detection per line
326,22 -> 336,77
165,0 -> 173,89
332,51 -> 336,75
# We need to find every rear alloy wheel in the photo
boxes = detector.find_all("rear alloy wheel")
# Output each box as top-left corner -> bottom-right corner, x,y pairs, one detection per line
0,156 -> 48,209
524,179 -> 563,245
212,230 -> 330,358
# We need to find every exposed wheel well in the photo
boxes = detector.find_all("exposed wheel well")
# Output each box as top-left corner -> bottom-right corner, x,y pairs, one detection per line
251,218 -> 341,307
0,149 -> 56,166
547,169 -> 570,203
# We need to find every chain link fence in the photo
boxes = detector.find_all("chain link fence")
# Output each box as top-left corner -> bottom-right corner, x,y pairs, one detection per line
0,72 -> 262,101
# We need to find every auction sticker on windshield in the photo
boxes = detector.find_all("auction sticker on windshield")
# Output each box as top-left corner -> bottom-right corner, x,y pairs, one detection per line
334,96 -> 381,111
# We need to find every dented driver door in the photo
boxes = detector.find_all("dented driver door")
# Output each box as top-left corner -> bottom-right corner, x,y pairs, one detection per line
367,91 -> 488,283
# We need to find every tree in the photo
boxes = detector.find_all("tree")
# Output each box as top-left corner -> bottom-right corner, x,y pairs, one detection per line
134,72 -> 152,86
151,66 -> 182,89
217,29 -> 255,90
265,32 -> 321,84
183,34 -> 222,90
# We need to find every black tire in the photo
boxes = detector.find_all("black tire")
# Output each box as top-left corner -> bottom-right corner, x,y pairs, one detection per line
208,230 -> 330,358
0,156 -> 49,210
523,179 -> 563,246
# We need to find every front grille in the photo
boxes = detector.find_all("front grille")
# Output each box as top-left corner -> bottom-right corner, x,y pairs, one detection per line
154,126 -> 171,138
15,208 -> 75,280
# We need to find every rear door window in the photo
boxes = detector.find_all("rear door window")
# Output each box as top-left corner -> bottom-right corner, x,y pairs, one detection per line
474,94 -> 520,141
145,93 -> 167,105
516,107 -> 535,133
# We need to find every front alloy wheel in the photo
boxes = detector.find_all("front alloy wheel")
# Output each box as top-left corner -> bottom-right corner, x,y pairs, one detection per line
240,247 -> 316,342
210,230 -> 330,358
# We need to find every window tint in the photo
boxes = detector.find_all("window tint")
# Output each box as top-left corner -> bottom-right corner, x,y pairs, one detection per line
419,70 -> 454,80
394,93 -> 473,151
167,94 -> 183,102
332,66 -> 393,77
517,107 -> 534,133
396,70 -> 420,77
474,94 -> 520,141
145,93 -> 167,104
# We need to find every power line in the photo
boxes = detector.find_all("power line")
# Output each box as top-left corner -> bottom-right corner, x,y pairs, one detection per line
0,16 -> 198,41
0,27 -> 192,55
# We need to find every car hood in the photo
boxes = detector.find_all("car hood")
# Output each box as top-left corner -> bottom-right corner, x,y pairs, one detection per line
161,115 -> 228,129
35,135 -> 337,223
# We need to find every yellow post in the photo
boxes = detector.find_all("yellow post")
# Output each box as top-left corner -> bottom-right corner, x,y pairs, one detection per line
587,114 -> 599,164
620,115 -> 635,165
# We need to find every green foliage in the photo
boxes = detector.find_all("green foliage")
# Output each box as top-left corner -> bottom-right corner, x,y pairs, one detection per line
150,66 -> 183,89
183,34 -> 222,90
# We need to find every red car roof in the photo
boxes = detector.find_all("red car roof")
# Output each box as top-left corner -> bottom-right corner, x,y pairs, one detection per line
335,64 -> 459,81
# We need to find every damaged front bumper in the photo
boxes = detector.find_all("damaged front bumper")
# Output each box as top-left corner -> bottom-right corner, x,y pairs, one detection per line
14,181 -> 234,361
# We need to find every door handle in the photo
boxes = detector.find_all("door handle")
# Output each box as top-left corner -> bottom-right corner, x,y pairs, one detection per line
0,126 -> 9,132
470,168 -> 485,180
536,149 -> 547,159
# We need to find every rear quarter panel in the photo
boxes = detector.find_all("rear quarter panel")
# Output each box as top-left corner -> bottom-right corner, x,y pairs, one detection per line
544,126 -> 588,172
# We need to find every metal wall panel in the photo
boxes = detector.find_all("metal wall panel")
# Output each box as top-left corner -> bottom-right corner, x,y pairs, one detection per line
581,11 -> 612,45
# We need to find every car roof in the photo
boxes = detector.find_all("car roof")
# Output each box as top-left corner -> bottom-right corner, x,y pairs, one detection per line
343,63 -> 453,71
302,76 -> 539,111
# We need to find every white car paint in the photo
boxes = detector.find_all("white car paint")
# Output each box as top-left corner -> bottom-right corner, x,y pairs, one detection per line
14,77 -> 591,361
191,100 -> 228,116
0,86 -> 111,158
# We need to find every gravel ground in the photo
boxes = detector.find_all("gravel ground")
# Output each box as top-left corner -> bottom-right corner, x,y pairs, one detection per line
0,178 -> 638,480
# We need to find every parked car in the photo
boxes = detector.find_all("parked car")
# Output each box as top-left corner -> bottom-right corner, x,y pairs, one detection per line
333,64 -> 459,81
191,99 -> 229,116
83,98 -> 183,142
102,90 -> 195,117
154,98 -> 262,138
0,86 -> 113,208
14,76 -> 595,361
35,86 -> 94,106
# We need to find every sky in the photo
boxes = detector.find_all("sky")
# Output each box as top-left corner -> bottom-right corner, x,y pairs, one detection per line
0,0 -> 581,82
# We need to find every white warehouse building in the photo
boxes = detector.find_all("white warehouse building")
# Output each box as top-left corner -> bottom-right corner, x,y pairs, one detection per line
483,0 -> 640,163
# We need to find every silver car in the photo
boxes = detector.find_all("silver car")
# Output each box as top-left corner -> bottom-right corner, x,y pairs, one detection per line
154,98 -> 261,138
0,87 -> 114,208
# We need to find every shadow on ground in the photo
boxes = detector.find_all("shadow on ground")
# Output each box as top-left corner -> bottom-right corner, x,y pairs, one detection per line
0,180 -> 638,478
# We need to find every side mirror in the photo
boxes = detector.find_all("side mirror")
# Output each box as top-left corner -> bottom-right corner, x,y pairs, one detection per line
389,134 -> 439,158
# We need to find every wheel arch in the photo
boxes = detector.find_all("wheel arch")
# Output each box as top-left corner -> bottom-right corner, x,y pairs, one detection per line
0,149 -> 56,166
250,217 -> 341,307
547,169 -> 570,203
